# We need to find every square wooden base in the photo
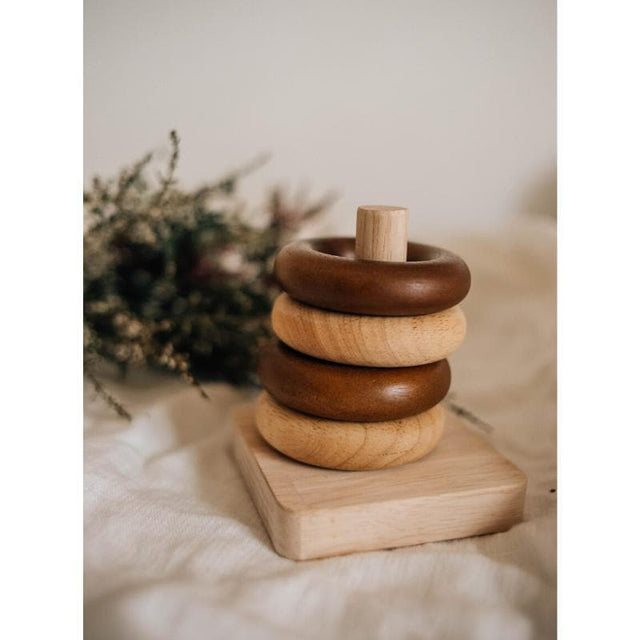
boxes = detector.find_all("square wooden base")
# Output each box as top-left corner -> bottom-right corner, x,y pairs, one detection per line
233,405 -> 526,560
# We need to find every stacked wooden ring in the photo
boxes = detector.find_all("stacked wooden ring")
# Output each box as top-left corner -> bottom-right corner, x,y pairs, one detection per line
256,206 -> 471,471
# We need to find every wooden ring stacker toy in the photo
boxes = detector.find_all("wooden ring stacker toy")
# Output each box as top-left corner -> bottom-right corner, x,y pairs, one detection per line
272,293 -> 466,367
274,207 -> 471,316
234,205 -> 526,559
255,391 -> 446,471
258,341 -> 451,422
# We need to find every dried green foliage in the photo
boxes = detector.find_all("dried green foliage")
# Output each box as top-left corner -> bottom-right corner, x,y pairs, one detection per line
84,132 -> 332,418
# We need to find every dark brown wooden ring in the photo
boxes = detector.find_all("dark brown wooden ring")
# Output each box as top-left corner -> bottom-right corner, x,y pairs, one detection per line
274,237 -> 471,316
258,341 -> 451,422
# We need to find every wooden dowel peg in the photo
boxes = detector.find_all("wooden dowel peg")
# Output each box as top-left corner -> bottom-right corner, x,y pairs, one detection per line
355,205 -> 408,262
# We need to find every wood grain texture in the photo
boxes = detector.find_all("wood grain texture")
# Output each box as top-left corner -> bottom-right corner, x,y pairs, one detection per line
258,341 -> 451,422
272,293 -> 467,367
355,205 -> 408,262
234,404 -> 528,560
255,391 -> 445,470
274,238 -> 472,316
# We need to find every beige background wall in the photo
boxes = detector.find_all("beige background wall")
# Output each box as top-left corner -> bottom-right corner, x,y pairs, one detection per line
84,0 -> 556,237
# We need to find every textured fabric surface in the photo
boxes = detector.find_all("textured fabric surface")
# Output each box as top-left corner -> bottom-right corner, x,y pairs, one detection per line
84,218 -> 557,640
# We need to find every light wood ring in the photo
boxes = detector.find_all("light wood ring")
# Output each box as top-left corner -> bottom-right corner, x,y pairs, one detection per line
258,341 -> 451,421
255,391 -> 445,470
271,293 -> 467,367
274,237 -> 471,316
